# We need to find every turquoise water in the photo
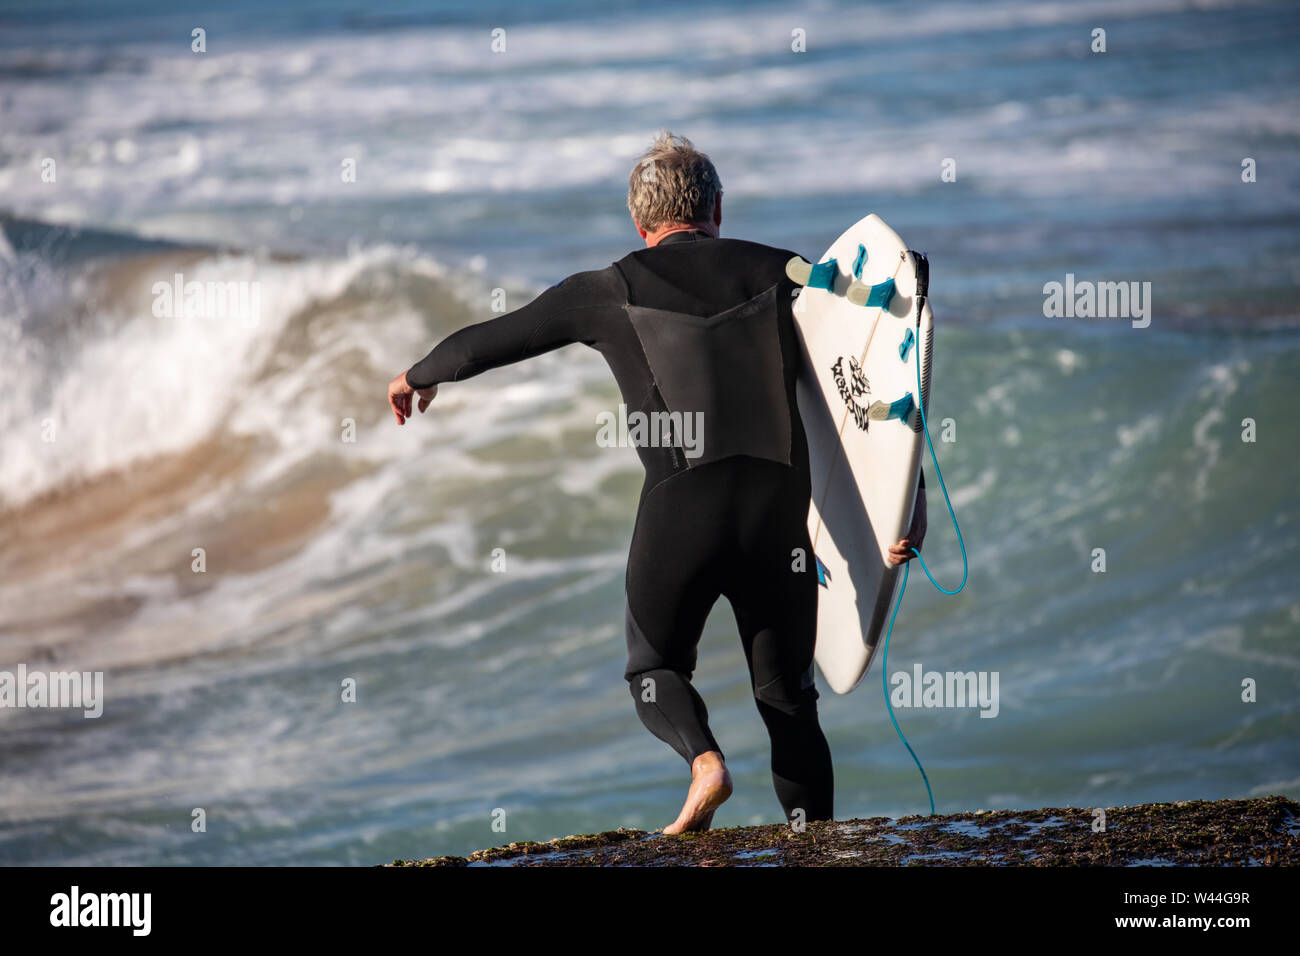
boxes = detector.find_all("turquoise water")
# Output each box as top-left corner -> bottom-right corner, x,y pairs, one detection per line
0,0 -> 1297,864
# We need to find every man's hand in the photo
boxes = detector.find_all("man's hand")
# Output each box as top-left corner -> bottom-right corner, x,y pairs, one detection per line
887,485 -> 928,565
388,371 -> 437,425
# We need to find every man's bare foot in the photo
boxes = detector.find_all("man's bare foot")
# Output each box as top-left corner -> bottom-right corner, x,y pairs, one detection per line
662,751 -> 732,834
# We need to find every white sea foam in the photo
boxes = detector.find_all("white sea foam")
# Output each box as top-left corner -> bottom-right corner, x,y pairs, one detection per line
1116,414 -> 1162,451
0,0 -> 1285,243
0,245 -> 476,509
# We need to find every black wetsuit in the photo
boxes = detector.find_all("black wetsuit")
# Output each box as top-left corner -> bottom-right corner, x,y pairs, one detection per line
408,230 -> 839,820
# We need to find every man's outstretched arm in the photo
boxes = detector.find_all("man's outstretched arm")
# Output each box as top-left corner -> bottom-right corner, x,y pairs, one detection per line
387,268 -> 623,424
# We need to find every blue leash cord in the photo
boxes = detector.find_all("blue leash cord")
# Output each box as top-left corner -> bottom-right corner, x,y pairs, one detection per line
879,308 -> 968,815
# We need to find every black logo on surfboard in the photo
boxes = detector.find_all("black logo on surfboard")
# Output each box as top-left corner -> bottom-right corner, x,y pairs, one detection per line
831,356 -> 872,430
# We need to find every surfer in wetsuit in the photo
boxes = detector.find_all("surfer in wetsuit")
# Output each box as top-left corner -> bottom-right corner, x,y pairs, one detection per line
388,131 -> 928,833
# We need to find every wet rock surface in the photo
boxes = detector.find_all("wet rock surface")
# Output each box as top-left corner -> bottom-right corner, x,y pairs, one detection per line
388,795 -> 1299,867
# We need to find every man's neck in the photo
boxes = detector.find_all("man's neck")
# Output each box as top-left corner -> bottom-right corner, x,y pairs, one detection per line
644,221 -> 719,247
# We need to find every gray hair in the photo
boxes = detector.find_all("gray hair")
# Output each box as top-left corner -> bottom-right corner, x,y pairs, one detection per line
627,131 -> 723,232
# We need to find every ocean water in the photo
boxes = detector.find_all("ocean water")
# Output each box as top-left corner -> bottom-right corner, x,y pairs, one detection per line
0,0 -> 1297,865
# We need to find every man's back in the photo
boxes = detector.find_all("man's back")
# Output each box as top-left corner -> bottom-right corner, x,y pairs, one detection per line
616,231 -> 794,314
405,229 -> 811,492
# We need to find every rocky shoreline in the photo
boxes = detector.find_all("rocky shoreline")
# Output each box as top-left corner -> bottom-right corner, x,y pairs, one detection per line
388,795 -> 1298,867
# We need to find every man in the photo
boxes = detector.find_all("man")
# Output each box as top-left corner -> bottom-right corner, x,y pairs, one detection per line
388,131 -> 927,833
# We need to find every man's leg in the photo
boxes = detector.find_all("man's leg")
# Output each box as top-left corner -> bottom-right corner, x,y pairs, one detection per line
728,463 -> 834,824
623,472 -> 734,832
625,606 -> 721,763
733,602 -> 834,823
625,603 -> 735,834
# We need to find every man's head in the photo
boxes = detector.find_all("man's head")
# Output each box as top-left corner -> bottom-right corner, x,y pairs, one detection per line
627,131 -> 723,245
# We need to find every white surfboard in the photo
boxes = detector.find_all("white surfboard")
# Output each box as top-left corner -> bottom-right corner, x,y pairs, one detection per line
790,214 -> 934,694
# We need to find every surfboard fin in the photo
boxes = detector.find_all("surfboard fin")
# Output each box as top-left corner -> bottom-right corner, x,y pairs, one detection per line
814,554 -> 832,589
867,392 -> 915,424
786,256 -> 838,292
846,276 -> 896,309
